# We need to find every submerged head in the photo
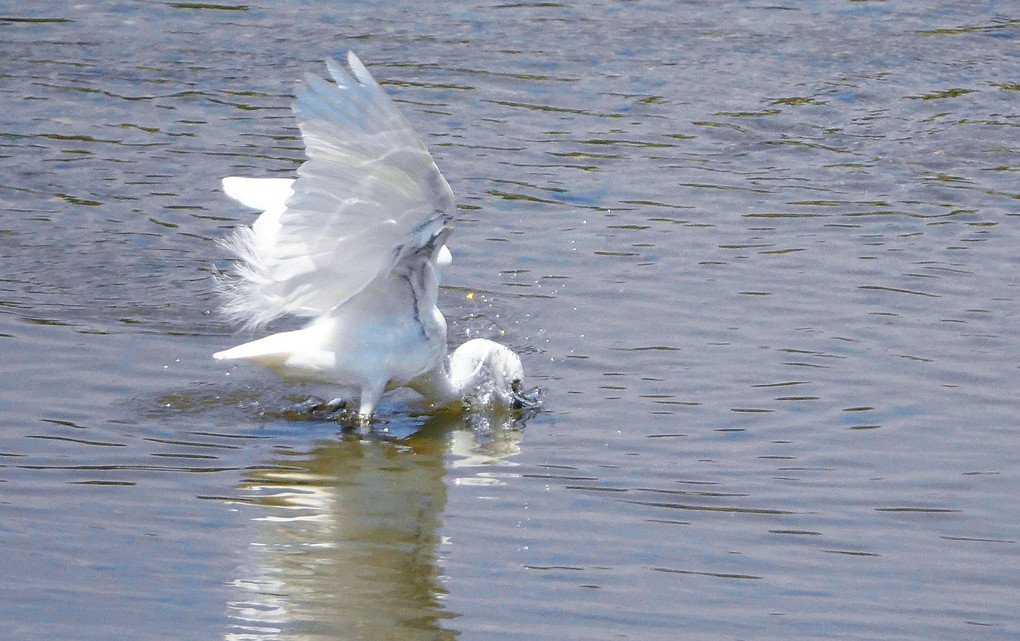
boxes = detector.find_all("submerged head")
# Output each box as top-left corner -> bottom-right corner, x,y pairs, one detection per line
448,338 -> 527,408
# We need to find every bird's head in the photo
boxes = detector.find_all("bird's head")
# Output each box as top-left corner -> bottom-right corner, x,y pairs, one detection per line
449,338 -> 528,408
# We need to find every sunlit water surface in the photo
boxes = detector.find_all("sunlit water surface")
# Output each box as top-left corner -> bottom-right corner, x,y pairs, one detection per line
1,2 -> 1018,640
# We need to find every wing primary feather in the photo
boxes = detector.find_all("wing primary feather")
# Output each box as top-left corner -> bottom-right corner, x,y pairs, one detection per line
296,74 -> 372,132
218,53 -> 457,329
344,52 -> 378,88
324,56 -> 357,89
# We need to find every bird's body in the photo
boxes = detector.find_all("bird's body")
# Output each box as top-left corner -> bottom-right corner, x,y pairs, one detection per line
213,53 -> 528,420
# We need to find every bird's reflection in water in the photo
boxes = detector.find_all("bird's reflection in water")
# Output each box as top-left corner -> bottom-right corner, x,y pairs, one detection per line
225,409 -> 525,641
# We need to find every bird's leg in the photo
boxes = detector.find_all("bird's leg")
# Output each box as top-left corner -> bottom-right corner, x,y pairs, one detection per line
355,380 -> 387,425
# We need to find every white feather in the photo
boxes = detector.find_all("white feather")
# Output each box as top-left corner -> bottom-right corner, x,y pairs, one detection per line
214,53 -> 527,420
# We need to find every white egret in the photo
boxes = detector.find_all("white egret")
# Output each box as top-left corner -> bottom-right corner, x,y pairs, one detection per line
213,52 -> 532,421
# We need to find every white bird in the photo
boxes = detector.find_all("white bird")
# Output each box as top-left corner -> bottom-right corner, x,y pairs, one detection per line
213,52 -> 531,421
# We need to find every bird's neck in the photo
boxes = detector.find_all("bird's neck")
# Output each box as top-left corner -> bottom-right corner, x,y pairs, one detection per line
407,356 -> 461,408
408,338 -> 522,410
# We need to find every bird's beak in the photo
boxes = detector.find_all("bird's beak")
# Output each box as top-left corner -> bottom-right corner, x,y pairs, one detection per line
511,381 -> 542,410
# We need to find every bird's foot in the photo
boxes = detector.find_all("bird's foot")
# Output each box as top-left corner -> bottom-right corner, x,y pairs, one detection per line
319,397 -> 349,413
286,395 -> 349,420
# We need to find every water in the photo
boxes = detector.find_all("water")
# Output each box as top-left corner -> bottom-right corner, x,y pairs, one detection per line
1,1 -> 1018,639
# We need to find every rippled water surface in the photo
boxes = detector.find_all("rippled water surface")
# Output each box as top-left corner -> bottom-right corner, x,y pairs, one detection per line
2,2 -> 1018,639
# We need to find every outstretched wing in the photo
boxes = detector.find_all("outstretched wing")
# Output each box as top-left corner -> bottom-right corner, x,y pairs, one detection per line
220,52 -> 455,327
